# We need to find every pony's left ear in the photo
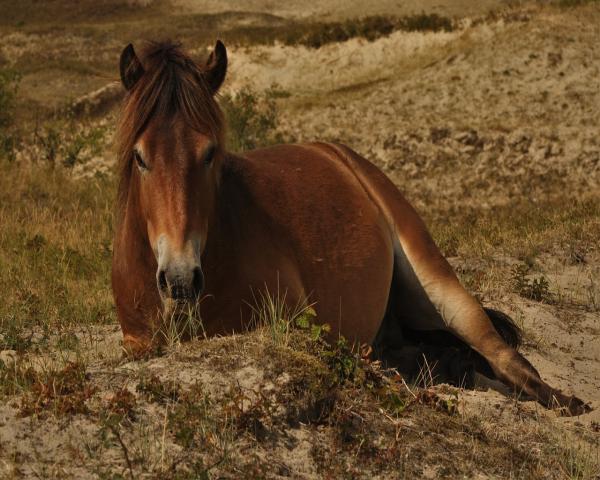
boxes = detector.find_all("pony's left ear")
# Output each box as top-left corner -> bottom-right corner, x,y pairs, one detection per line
204,40 -> 227,94
120,44 -> 144,91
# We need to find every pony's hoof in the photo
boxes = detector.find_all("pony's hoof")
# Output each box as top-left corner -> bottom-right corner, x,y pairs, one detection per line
122,335 -> 158,360
555,395 -> 591,417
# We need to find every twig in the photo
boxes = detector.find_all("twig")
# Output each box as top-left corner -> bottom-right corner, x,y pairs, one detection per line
109,423 -> 135,480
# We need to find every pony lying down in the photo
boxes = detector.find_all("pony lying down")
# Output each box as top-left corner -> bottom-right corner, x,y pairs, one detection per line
111,40 -> 589,416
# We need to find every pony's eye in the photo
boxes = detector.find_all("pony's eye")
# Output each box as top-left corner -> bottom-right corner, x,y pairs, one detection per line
203,144 -> 216,166
134,150 -> 147,170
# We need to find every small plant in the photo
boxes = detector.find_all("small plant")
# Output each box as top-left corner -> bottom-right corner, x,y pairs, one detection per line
106,388 -> 137,421
38,125 -> 61,165
37,122 -> 108,168
0,319 -> 34,352
168,384 -> 233,457
511,264 -> 552,302
248,286 -> 316,347
19,361 -> 96,416
321,336 -> 360,384
400,13 -> 454,33
0,360 -> 37,397
136,374 -> 180,404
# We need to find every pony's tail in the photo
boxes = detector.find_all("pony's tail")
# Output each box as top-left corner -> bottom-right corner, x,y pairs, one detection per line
483,308 -> 521,349
401,307 -> 526,381
470,308 -> 538,379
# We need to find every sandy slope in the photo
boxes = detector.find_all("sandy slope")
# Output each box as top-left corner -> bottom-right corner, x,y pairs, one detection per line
224,5 -> 600,212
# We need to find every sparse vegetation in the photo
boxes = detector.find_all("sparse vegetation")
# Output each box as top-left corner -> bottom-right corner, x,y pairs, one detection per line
0,161 -> 115,349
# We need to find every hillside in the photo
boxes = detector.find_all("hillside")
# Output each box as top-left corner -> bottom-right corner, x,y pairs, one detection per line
0,1 -> 598,478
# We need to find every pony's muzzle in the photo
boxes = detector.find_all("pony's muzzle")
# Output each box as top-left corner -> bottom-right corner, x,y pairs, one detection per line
157,265 -> 204,301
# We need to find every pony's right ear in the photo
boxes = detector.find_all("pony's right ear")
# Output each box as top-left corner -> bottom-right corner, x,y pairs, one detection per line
119,44 -> 144,91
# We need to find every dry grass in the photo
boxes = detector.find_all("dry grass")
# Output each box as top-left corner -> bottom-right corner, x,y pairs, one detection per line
0,160 -> 114,351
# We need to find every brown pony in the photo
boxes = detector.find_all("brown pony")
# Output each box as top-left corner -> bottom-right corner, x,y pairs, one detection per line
112,40 -> 588,415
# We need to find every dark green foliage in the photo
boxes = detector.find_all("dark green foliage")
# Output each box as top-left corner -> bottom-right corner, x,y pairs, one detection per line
0,69 -> 19,160
556,0 -> 600,7
37,121 -> 108,168
512,264 -> 552,302
220,87 -> 281,152
283,14 -> 454,49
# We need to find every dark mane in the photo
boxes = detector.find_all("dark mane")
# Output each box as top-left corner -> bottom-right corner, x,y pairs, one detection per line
115,41 -> 224,221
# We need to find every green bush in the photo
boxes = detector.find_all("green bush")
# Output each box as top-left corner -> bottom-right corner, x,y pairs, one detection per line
220,87 -> 282,152
283,14 -> 454,49
0,69 -> 20,160
36,121 -> 108,168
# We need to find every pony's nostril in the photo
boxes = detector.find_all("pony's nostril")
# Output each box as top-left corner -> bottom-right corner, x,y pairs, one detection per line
192,267 -> 204,297
157,270 -> 168,292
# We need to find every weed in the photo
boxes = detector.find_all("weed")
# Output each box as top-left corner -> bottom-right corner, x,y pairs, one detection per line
0,319 -> 34,352
222,384 -> 274,440
168,384 -> 234,469
37,121 -> 108,168
106,388 -> 137,421
400,13 -> 454,32
511,263 -> 552,302
19,361 -> 96,416
155,300 -> 207,348
136,375 -> 180,404
0,360 -> 37,397
321,336 -> 360,384
0,161 -> 114,334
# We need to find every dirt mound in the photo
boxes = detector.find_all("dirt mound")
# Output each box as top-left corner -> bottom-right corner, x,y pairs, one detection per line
1,329 -> 596,479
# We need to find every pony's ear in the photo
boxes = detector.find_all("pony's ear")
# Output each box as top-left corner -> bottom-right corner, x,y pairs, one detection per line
204,40 -> 227,94
119,44 -> 144,91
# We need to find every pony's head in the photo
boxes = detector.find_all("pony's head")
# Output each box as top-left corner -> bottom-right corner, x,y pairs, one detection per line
117,41 -> 227,304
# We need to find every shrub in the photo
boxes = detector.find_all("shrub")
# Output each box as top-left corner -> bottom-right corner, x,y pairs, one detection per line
36,121 -> 108,168
511,264 -> 552,302
220,86 -> 281,152
0,69 -> 20,160
283,14 -> 454,49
